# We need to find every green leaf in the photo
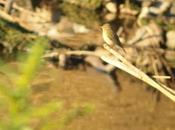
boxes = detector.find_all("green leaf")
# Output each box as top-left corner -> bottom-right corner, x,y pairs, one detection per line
30,101 -> 62,118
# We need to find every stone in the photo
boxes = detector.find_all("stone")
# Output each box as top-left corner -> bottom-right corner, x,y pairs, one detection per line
105,2 -> 117,13
166,30 -> 175,49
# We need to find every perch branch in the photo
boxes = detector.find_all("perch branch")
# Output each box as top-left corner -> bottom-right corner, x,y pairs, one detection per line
102,44 -> 175,102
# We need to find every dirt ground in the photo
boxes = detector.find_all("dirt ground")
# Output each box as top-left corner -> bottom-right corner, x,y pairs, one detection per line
31,64 -> 175,130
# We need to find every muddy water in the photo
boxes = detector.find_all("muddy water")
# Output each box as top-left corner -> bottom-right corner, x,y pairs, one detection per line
31,64 -> 175,130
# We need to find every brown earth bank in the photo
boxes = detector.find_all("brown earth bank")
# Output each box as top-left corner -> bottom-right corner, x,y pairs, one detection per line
31,64 -> 175,130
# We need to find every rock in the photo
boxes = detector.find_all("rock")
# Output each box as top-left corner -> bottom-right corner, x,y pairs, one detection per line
128,22 -> 163,47
73,23 -> 90,33
104,13 -> 116,22
105,2 -> 117,13
170,0 -> 175,15
47,25 -> 59,38
59,54 -> 66,67
149,1 -> 171,15
166,30 -> 175,49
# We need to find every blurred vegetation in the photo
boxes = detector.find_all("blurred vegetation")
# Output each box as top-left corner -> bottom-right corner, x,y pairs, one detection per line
63,0 -> 102,10
155,18 -> 175,31
60,3 -> 101,28
0,19 -> 34,54
0,21 -> 93,130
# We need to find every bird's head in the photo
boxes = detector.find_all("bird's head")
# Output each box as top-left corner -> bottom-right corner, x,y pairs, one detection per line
101,23 -> 111,31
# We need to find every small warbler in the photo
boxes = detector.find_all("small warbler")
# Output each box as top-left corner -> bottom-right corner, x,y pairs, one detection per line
101,23 -> 125,53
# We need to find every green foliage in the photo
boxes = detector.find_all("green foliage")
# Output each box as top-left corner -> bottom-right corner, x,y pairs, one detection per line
60,3 -> 101,28
0,36 -> 93,130
41,103 -> 94,130
140,17 -> 175,31
15,38 -> 47,89
155,18 -> 175,31
0,19 -> 34,53
0,37 -> 50,130
63,0 -> 102,10
139,18 -> 149,25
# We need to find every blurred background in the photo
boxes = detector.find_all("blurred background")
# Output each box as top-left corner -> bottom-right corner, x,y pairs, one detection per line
0,0 -> 175,130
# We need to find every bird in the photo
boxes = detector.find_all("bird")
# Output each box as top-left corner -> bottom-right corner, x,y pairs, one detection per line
101,23 -> 125,54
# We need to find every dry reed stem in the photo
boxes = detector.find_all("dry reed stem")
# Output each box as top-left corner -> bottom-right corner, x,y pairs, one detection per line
152,75 -> 171,79
43,46 -> 175,101
102,44 -> 175,102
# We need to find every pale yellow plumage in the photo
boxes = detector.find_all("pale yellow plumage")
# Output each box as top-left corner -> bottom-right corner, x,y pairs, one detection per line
101,23 -> 125,53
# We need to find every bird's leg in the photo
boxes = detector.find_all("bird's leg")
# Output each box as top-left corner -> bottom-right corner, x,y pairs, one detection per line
109,70 -> 122,91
